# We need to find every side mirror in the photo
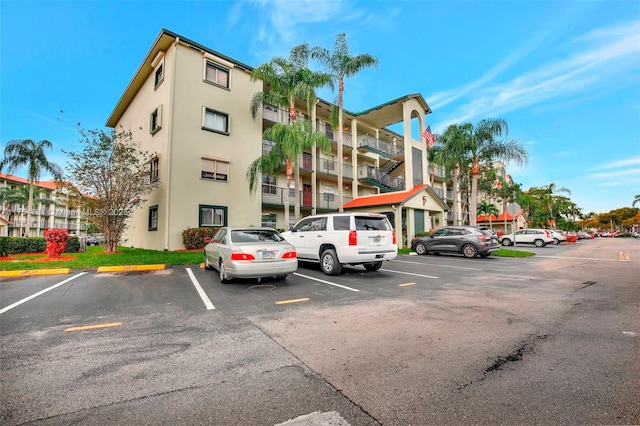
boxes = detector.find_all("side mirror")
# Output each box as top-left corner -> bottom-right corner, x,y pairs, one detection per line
429,234 -> 434,238
204,238 -> 211,243
289,226 -> 295,232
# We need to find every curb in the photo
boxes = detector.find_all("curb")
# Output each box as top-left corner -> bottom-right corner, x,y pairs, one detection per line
96,264 -> 166,273
0,268 -> 71,278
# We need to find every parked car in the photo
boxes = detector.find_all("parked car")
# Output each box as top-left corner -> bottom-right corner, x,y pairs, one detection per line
548,230 -> 567,244
578,231 -> 595,239
281,212 -> 397,275
411,226 -> 501,258
86,236 -> 100,246
204,227 -> 298,283
499,229 -> 554,247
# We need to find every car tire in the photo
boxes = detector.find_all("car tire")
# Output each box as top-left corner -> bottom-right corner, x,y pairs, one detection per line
501,238 -> 512,246
276,275 -> 287,280
204,252 -> 214,270
534,239 -> 545,247
320,249 -> 342,276
462,244 -> 478,258
219,259 -> 231,283
363,261 -> 383,271
414,242 -> 428,255
553,238 -> 560,245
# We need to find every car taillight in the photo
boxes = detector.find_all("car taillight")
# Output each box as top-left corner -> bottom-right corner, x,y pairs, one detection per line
282,251 -> 297,259
349,230 -> 357,246
392,231 -> 396,245
230,252 -> 255,261
478,235 -> 490,241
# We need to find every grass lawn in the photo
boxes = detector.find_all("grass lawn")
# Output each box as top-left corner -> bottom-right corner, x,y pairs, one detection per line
1,246 -> 533,272
0,246 -> 204,271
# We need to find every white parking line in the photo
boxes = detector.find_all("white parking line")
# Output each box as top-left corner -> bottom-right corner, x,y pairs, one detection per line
185,268 -> 215,310
393,259 -> 483,271
380,269 -> 438,279
293,272 -> 360,292
0,272 -> 87,315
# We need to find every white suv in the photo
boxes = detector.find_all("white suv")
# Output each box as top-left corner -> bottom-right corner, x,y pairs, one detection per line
281,212 -> 398,275
499,228 -> 554,247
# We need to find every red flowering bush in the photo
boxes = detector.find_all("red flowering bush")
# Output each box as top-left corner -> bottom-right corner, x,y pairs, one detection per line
44,229 -> 71,259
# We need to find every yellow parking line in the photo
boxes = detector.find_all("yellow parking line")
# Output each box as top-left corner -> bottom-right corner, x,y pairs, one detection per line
96,264 -> 165,273
65,322 -> 122,332
275,298 -> 310,305
0,268 -> 71,277
399,282 -> 416,287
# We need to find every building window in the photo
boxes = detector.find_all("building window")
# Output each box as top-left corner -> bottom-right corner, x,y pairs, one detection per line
204,61 -> 229,88
201,158 -> 229,181
261,213 -> 277,228
202,107 -> 229,134
148,205 -> 158,231
150,157 -> 159,182
262,175 -> 276,194
150,105 -> 162,134
154,63 -> 164,89
200,205 -> 227,227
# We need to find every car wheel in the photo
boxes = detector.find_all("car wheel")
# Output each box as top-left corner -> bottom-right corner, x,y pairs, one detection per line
276,275 -> 287,280
462,244 -> 478,258
219,259 -> 231,283
501,238 -> 512,246
553,238 -> 560,245
363,261 -> 383,271
203,251 -> 214,270
534,239 -> 545,247
320,249 -> 342,276
414,242 -> 428,255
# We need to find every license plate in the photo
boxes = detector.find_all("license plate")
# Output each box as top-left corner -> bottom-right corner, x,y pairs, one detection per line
261,251 -> 274,259
372,236 -> 381,243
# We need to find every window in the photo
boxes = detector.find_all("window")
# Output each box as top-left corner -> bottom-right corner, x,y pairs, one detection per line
201,158 -> 229,181
200,205 -> 227,227
150,106 -> 162,134
262,175 -> 277,194
154,63 -> 164,89
261,213 -> 277,228
205,61 -> 229,88
293,216 -> 327,232
150,157 -> 159,182
148,205 -> 158,231
202,107 -> 229,134
333,216 -> 350,231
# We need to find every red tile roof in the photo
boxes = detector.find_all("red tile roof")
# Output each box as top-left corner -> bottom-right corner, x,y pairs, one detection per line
344,184 -> 428,209
0,173 -> 61,190
477,210 -> 523,222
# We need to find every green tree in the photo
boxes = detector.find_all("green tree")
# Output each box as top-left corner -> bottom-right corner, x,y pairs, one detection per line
456,119 -> 528,226
312,33 -> 379,212
434,124 -> 469,225
63,127 -> 158,253
0,139 -> 63,237
246,121 -> 331,227
249,43 -> 333,225
477,200 -> 499,229
633,194 -> 640,207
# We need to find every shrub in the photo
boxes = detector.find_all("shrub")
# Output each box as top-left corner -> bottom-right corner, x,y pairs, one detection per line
0,237 -> 46,255
181,227 -> 220,250
65,236 -> 80,253
44,229 -> 71,258
416,231 -> 432,237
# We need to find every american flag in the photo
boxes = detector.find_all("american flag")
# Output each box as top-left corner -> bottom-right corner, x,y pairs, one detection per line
422,125 -> 434,148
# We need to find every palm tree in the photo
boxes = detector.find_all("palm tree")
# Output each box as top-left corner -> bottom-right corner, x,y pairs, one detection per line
312,33 -> 379,212
477,200 -> 499,229
458,119 -> 528,226
540,182 -> 571,227
0,185 -> 60,235
633,194 -> 640,207
249,43 -> 333,226
0,139 -> 63,236
246,121 -> 331,227
435,124 -> 468,225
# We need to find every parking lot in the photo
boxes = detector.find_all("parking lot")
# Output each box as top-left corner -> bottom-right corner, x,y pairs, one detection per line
1,239 -> 639,425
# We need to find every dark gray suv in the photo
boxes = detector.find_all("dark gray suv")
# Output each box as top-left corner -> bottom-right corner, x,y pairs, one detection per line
410,226 -> 500,258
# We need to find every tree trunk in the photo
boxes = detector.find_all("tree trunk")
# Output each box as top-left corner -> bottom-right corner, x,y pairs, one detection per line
24,182 -> 35,237
337,79 -> 344,212
451,164 -> 459,225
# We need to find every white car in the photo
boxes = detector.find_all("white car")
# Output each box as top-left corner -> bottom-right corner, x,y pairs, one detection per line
281,212 -> 398,275
548,229 -> 567,245
499,229 -> 554,247
204,227 -> 298,283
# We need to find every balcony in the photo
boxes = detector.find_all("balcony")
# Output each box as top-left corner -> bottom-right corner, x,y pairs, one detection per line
261,186 -> 313,208
357,165 -> 405,192
317,158 -> 353,180
357,135 -> 403,158
316,192 -> 353,211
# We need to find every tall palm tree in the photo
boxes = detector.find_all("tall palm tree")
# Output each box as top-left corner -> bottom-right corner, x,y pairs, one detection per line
540,182 -> 571,226
0,139 -> 63,236
312,33 -> 379,212
458,119 -> 528,226
633,194 -> 640,207
477,200 -> 499,229
246,121 -> 331,227
249,43 -> 333,226
435,124 -> 468,225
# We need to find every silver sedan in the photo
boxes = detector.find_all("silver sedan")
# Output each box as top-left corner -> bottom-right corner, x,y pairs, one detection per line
204,227 -> 298,283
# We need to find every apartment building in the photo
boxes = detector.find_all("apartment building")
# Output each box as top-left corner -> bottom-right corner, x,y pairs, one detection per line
106,29 -> 449,250
0,173 -> 87,237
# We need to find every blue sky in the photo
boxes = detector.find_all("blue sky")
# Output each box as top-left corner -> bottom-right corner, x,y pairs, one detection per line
1,0 -> 639,215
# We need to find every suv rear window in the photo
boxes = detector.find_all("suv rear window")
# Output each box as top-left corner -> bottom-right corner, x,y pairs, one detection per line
333,216 -> 350,231
355,216 -> 391,231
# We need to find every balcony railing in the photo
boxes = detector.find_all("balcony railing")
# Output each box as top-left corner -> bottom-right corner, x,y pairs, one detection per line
261,186 -> 313,208
358,135 -> 403,158
316,193 -> 353,211
357,165 -> 405,192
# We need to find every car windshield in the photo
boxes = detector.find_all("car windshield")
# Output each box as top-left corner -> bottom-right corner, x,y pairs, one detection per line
230,230 -> 284,243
